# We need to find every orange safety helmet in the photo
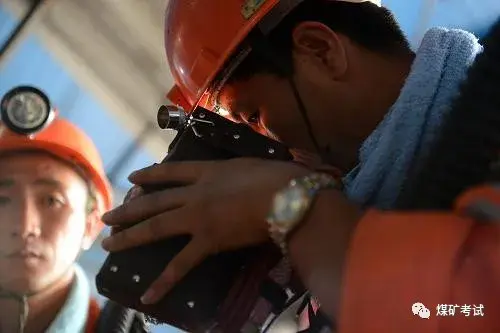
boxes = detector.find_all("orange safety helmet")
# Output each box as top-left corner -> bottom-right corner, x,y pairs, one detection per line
0,98 -> 113,215
165,0 -> 381,111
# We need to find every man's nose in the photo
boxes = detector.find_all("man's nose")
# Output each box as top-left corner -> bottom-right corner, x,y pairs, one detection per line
11,196 -> 42,239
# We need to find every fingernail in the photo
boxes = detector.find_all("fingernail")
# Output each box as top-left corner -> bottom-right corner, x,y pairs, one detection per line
101,210 -> 115,221
128,171 -> 139,180
128,167 -> 147,180
101,237 -> 111,250
141,289 -> 157,304
128,163 -> 159,181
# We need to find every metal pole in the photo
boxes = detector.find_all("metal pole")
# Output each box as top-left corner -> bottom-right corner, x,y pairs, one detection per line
106,122 -> 155,185
0,0 -> 48,65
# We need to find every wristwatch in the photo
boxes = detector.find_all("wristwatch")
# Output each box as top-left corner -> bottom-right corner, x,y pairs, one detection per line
266,173 -> 339,254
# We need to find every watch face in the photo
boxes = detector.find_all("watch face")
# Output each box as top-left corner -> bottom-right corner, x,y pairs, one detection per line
271,185 -> 309,226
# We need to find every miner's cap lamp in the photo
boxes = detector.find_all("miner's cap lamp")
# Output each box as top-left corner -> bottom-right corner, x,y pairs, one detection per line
1,86 -> 55,135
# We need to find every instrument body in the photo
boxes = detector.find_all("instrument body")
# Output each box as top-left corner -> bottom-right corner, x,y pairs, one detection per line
96,107 -> 293,331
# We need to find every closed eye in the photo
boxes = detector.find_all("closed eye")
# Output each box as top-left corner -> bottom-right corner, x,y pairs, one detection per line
246,111 -> 260,125
0,196 -> 11,206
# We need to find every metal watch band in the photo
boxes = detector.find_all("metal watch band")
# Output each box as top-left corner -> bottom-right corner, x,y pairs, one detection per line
266,173 -> 339,255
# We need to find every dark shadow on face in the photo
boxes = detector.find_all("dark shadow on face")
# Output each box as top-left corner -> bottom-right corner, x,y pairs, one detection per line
218,73 -> 319,151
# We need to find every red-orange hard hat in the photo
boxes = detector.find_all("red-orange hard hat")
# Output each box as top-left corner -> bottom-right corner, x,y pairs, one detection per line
0,89 -> 113,215
165,0 -> 381,110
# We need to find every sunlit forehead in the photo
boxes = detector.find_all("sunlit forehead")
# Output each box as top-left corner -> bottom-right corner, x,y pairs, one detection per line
212,104 -> 233,120
0,154 -> 86,194
216,107 -> 230,117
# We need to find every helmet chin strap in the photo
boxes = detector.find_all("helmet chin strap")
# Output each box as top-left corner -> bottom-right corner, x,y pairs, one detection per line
0,236 -> 87,332
248,30 -> 330,163
287,78 -> 330,162
0,289 -> 31,333
0,264 -> 73,333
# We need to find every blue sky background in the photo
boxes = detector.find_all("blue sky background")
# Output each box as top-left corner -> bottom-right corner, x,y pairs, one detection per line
1,2 -> 498,332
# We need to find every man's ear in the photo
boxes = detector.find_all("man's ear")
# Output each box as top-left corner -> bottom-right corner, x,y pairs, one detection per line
81,209 -> 103,251
292,21 -> 348,80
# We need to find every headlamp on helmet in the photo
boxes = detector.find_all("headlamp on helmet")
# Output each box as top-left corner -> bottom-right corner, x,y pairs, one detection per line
1,86 -> 55,136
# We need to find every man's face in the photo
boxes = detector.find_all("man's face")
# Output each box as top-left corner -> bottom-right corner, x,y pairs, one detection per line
0,153 -> 91,294
219,73 -> 317,151
217,23 -> 367,170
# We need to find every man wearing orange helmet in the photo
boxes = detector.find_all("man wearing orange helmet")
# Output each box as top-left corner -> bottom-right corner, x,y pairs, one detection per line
102,1 -> 500,332
0,86 -> 147,333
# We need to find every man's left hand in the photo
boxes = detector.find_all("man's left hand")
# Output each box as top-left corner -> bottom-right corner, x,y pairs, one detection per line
100,158 -> 308,304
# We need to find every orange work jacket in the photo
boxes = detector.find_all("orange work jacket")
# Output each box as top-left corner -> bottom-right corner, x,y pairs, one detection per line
339,183 -> 500,333
85,298 -> 101,333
